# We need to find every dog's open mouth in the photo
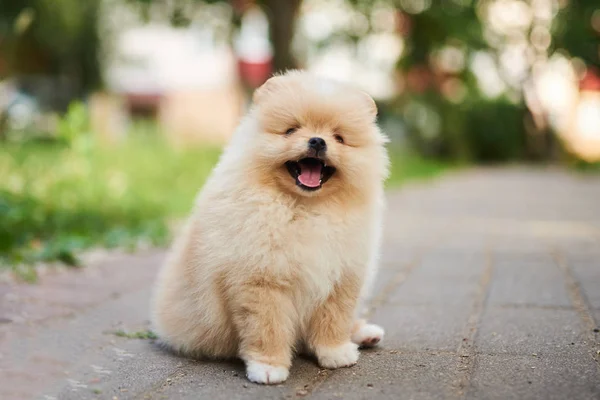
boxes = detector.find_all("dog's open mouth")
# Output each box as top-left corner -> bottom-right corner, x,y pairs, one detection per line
285,158 -> 336,191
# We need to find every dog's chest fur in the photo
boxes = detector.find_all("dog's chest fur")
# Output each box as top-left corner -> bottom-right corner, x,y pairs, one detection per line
196,190 -> 374,303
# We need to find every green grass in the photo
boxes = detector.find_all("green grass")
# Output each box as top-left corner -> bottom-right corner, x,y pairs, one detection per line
112,329 -> 158,339
569,159 -> 600,172
0,137 -> 447,280
386,150 -> 449,187
0,136 -> 221,279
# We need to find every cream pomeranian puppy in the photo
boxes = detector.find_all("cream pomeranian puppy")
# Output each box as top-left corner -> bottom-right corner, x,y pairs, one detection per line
151,70 -> 389,385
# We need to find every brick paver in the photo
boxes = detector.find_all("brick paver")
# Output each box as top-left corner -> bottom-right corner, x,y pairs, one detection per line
1,168 -> 599,399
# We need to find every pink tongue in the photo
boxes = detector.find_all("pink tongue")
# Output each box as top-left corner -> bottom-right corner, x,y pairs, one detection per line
298,163 -> 322,187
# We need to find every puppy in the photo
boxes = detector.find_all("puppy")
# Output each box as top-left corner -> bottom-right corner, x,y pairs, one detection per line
151,70 -> 390,384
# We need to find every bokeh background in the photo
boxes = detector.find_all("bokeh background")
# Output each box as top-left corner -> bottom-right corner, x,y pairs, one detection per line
1,0 -> 599,280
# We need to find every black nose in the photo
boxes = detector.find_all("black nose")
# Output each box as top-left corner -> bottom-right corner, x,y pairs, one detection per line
308,137 -> 327,153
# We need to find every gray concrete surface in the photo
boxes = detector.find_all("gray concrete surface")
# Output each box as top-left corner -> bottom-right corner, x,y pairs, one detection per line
1,168 -> 599,400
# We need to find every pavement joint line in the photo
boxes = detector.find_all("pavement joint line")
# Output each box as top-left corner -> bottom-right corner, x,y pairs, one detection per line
364,221 -> 456,319
134,372 -> 183,399
551,247 -> 600,373
493,303 -> 576,311
285,368 -> 331,399
454,244 -> 493,398
133,359 -> 201,400
364,255 -> 422,319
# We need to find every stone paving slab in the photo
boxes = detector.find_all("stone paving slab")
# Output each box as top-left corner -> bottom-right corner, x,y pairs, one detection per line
386,251 -> 487,306
370,303 -> 473,352
467,353 -> 600,400
487,258 -> 572,308
313,351 -> 461,400
1,168 -> 599,400
476,307 -> 588,355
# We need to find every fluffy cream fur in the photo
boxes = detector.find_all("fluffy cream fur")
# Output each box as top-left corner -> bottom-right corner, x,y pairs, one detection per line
151,70 -> 389,384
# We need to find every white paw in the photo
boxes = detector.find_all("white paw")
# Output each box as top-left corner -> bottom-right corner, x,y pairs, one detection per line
316,342 -> 359,369
245,361 -> 289,385
352,323 -> 384,348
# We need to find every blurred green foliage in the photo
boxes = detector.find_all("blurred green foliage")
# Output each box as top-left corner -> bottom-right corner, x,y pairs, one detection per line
354,0 -> 597,162
0,127 -> 222,279
0,0 -> 101,93
387,93 -> 528,162
55,101 -> 95,151
113,329 -> 158,339
552,0 -> 600,69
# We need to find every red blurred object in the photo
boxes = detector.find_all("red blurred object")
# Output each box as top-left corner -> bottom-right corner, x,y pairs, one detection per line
579,67 -> 600,92
406,65 -> 433,93
238,58 -> 272,89
125,93 -> 163,118
395,11 -> 412,36
231,0 -> 255,14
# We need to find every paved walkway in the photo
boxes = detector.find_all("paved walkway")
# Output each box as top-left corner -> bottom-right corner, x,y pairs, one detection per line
1,168 -> 599,400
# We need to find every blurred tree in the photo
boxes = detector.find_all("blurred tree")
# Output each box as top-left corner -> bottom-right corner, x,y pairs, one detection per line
552,0 -> 600,69
346,0 -> 598,162
131,0 -> 302,72
0,0 -> 102,97
347,0 -> 519,161
258,0 -> 302,72
391,2 -> 492,161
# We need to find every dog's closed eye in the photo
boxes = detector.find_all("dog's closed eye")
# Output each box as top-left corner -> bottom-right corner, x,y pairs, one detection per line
285,127 -> 298,135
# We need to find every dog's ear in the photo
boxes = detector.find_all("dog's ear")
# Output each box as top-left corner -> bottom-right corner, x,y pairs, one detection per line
252,75 -> 283,105
359,90 -> 378,119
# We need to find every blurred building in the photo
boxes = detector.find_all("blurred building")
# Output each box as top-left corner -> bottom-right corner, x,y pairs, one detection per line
99,2 -> 245,145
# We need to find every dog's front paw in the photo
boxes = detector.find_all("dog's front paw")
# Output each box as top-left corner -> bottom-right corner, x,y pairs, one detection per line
246,361 -> 289,384
352,323 -> 384,348
316,342 -> 359,369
